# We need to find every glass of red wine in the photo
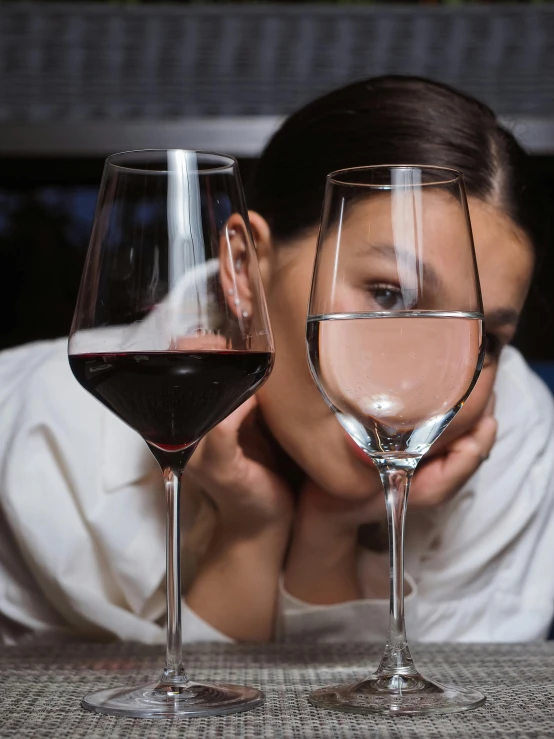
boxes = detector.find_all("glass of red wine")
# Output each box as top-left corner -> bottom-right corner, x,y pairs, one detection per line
68,150 -> 274,718
306,165 -> 485,715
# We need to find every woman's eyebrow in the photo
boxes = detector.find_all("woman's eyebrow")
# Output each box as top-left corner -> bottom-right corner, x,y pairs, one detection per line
353,242 -> 443,290
486,308 -> 520,327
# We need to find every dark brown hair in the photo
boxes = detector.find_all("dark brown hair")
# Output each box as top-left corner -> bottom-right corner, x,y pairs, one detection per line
248,75 -> 542,256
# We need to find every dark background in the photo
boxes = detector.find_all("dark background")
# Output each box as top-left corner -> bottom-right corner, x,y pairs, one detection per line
1,156 -> 553,359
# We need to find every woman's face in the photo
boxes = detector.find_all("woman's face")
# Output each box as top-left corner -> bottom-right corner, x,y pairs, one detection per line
254,197 -> 534,500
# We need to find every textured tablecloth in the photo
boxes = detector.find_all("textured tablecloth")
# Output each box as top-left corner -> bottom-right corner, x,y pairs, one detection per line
1,640 -> 554,738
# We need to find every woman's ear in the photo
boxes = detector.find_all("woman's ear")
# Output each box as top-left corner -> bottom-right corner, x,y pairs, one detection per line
219,213 -> 254,322
219,210 -> 273,326
248,210 -> 272,288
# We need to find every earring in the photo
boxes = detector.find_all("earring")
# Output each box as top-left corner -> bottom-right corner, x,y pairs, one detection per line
228,288 -> 235,296
235,258 -> 242,271
242,310 -> 249,319
228,229 -> 237,237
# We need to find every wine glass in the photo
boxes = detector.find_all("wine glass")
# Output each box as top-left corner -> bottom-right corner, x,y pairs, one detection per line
306,165 -> 485,716
68,150 -> 274,718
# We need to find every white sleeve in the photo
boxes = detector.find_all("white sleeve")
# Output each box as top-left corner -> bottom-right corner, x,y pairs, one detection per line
182,601 -> 233,643
0,339 -> 166,643
414,347 -> 554,642
277,566 -> 417,642
0,341 -> 73,640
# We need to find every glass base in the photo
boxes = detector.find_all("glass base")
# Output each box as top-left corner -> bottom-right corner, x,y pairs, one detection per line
309,672 -> 485,716
82,679 -> 265,718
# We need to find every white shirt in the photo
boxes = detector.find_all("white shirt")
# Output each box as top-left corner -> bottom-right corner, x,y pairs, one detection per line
0,338 -> 553,644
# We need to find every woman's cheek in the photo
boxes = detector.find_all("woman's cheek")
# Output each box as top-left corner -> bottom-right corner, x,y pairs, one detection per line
429,362 -> 497,453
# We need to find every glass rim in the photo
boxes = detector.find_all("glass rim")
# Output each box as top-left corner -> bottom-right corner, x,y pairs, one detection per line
327,164 -> 464,188
105,149 -> 238,175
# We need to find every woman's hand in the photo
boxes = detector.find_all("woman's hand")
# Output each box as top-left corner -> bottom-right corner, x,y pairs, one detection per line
410,401 -> 497,508
185,395 -> 294,536
284,404 -> 497,606
184,395 -> 294,641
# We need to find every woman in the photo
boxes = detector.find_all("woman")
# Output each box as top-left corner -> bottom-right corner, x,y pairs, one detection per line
0,76 -> 553,644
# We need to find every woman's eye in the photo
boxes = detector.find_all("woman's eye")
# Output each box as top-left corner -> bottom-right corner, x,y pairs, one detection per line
369,285 -> 404,310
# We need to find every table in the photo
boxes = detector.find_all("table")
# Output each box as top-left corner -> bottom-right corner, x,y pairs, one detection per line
1,640 -> 553,738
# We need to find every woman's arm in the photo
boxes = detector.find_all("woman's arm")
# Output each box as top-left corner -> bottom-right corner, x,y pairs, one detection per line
186,522 -> 290,642
283,404 -> 497,614
183,396 -> 294,641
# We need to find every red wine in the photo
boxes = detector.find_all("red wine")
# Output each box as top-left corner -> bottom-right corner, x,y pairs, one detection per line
69,351 -> 273,452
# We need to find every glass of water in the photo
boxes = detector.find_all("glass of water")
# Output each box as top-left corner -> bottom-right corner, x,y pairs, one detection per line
306,165 -> 485,716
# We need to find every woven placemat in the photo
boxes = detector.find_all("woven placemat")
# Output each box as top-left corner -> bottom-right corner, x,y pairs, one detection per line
1,640 -> 554,738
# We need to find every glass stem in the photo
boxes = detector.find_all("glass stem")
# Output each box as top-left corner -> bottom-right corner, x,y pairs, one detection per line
374,459 -> 418,678
162,466 -> 188,685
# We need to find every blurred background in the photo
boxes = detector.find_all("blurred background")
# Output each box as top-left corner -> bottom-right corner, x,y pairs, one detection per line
1,0 -> 553,375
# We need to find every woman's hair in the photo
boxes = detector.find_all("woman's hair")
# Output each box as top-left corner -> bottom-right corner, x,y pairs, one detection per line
247,75 -> 542,254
